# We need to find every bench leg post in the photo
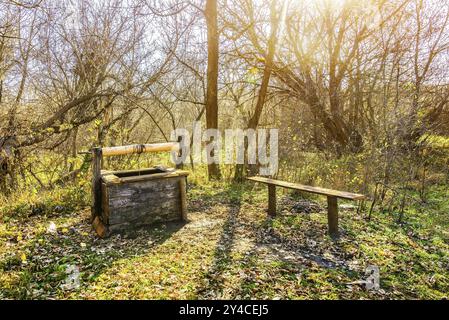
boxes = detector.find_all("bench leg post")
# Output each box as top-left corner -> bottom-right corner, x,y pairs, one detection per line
327,196 -> 339,238
268,185 -> 276,217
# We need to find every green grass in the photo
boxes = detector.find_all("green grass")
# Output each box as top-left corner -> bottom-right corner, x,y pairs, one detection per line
0,178 -> 447,299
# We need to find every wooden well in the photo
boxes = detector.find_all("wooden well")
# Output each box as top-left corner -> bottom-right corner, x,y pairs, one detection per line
90,143 -> 188,237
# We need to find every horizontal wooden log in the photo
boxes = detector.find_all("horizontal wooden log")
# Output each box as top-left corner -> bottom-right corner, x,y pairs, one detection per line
100,142 -> 180,157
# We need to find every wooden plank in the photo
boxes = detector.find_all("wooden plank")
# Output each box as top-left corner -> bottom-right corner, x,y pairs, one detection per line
101,182 -> 110,224
107,178 -> 179,202
102,173 -> 120,185
101,167 -> 171,177
108,212 -> 181,233
105,176 -> 184,226
247,176 -> 365,200
101,142 -> 179,157
107,196 -> 181,231
327,196 -> 339,238
268,184 -> 276,217
108,198 -> 181,225
91,147 -> 102,222
101,169 -> 189,185
179,177 -> 187,221
116,170 -> 189,184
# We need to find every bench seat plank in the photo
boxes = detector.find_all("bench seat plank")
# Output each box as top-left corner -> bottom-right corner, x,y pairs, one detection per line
248,176 -> 365,201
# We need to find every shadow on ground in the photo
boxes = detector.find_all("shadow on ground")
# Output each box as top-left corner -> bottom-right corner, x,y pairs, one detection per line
195,189 -> 366,299
195,185 -> 243,298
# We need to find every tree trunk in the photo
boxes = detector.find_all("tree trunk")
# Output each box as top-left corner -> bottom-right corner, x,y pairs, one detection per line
69,127 -> 78,172
235,0 -> 284,180
205,0 -> 221,180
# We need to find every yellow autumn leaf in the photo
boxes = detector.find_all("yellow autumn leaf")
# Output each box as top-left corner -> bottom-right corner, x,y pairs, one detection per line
249,66 -> 259,74
20,253 -> 27,263
62,228 -> 69,234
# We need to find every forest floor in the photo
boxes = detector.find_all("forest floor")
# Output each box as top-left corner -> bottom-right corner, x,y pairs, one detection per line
0,181 -> 448,299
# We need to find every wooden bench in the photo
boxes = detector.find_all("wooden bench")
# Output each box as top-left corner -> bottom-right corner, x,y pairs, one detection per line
247,176 -> 365,238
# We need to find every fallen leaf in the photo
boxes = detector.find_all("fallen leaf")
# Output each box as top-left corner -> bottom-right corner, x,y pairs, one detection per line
47,222 -> 57,234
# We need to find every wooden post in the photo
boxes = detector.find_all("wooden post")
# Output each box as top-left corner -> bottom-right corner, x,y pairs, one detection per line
327,196 -> 339,238
268,184 -> 276,217
91,147 -> 102,222
179,177 -> 187,221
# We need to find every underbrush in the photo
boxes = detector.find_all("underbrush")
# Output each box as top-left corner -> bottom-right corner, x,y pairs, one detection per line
0,183 -> 89,221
